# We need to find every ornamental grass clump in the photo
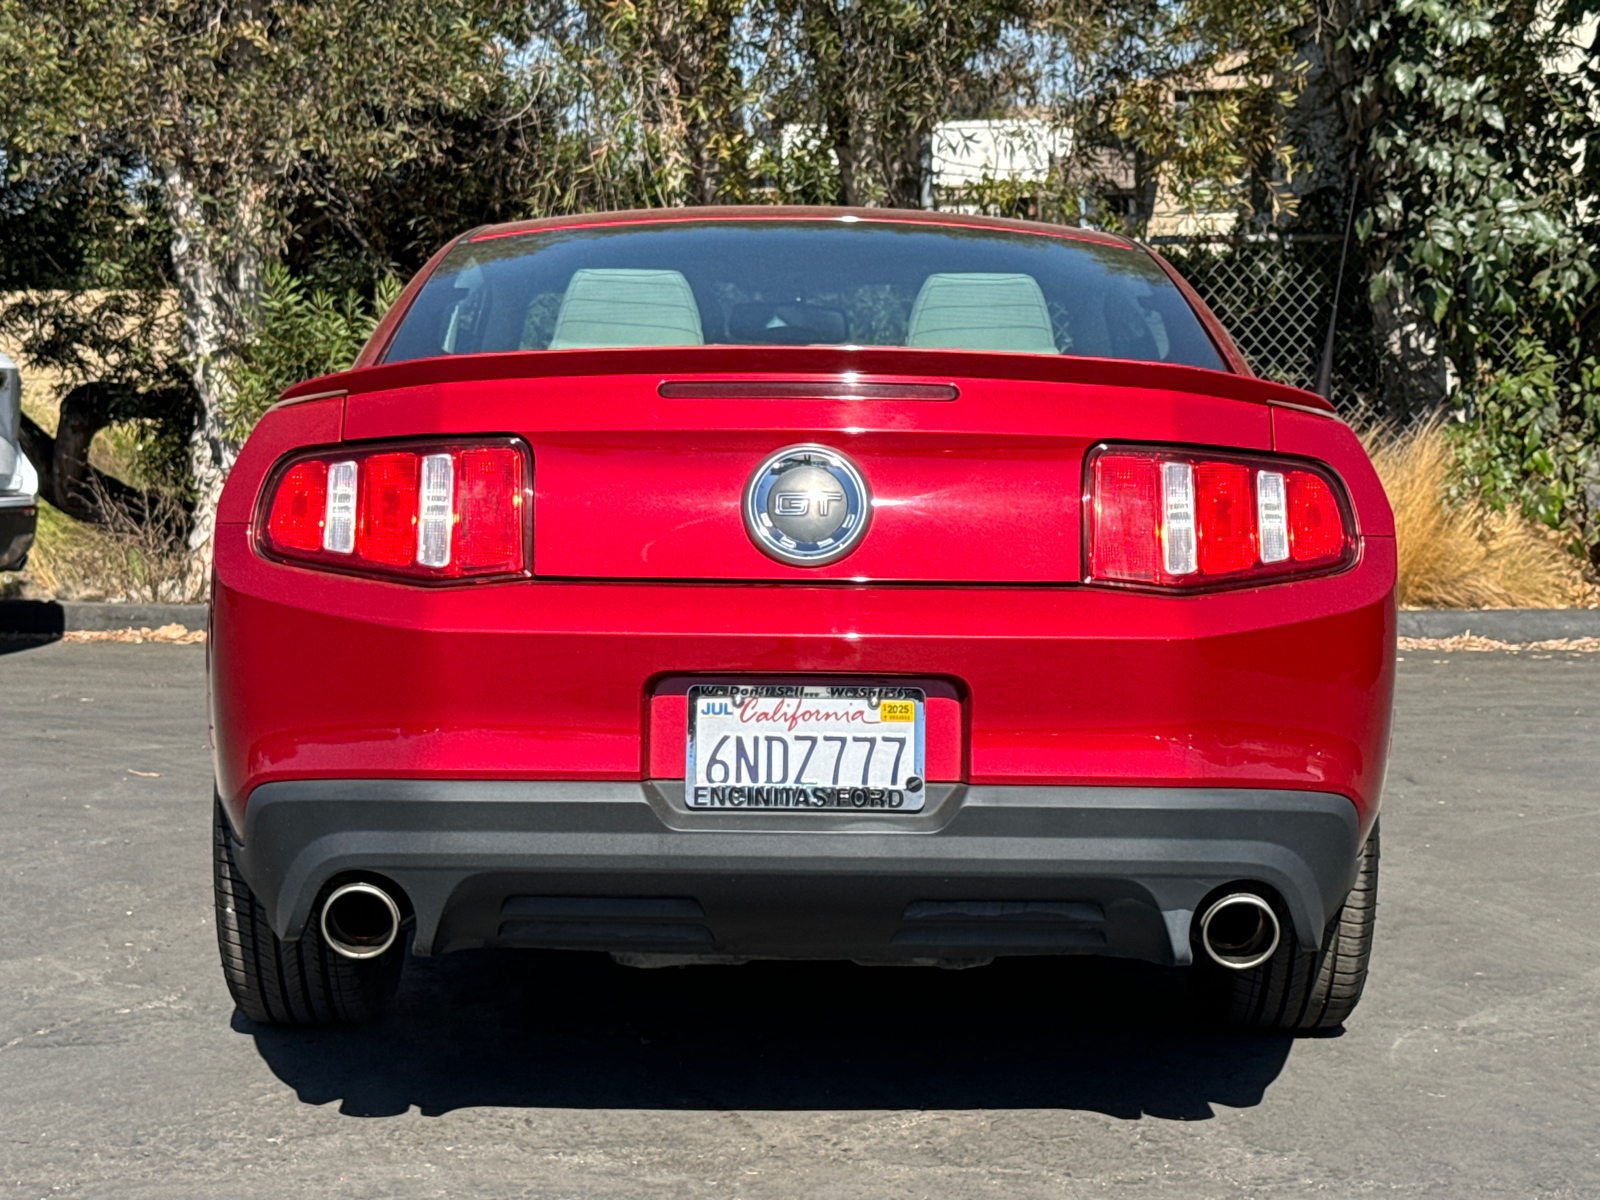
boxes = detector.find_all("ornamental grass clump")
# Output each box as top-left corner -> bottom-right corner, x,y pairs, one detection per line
1365,420 -> 1595,609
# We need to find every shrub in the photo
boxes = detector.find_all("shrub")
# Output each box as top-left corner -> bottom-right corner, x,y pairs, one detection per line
222,264 -> 399,443
1367,420 -> 1595,609
1450,336 -> 1600,554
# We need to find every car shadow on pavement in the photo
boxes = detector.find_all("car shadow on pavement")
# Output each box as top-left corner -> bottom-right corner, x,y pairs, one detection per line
0,633 -> 59,656
243,947 -> 1297,1119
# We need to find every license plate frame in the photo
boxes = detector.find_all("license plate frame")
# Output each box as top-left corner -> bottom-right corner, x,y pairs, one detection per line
686,683 -> 927,812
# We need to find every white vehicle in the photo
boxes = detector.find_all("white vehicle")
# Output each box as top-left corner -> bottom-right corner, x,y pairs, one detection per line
0,353 -> 39,572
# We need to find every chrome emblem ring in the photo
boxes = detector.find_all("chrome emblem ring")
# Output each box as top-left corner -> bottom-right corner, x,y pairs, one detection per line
743,444 -> 871,566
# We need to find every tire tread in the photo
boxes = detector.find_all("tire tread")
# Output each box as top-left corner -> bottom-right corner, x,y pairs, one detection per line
1204,820 -> 1379,1032
212,800 -> 400,1025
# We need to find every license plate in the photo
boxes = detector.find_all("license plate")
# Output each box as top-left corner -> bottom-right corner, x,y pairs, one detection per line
686,684 -> 926,811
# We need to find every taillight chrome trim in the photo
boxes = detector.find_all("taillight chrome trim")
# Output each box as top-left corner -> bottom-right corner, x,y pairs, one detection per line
415,453 -> 455,568
324,460 -> 359,554
252,436 -> 534,585
1080,442 -> 1359,594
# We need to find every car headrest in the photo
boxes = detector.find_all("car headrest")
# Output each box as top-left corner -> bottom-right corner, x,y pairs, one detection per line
548,268 -> 705,349
904,272 -> 1057,354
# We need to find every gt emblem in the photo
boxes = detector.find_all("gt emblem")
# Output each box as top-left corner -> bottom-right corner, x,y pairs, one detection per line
743,444 -> 871,566
775,490 -> 845,517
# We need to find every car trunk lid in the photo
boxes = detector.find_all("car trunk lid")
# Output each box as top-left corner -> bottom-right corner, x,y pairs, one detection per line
333,348 -> 1286,584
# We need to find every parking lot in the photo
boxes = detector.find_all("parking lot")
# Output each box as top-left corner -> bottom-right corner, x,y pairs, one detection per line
1,638 -> 1597,1199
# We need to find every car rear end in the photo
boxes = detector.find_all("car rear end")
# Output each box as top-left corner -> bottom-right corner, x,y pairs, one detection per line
208,210 -> 1394,1029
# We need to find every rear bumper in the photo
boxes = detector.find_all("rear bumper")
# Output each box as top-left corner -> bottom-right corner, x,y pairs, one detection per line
230,779 -> 1361,967
210,533 -> 1398,826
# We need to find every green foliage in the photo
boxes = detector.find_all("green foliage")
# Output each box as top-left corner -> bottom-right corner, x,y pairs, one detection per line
760,0 -> 1036,207
1348,0 -> 1599,552
1451,337 -> 1600,546
1349,0 -> 1596,369
1040,0 -> 1311,231
587,0 -> 754,204
3,0 -> 1596,564
0,0 -> 538,250
750,127 -> 842,206
222,265 -> 400,443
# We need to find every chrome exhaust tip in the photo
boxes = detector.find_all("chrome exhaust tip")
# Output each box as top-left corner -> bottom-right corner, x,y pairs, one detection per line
319,882 -> 401,960
1198,892 -> 1281,971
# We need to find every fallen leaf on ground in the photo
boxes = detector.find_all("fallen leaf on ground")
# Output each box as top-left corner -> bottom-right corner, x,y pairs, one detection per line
61,626 -> 206,645
1398,634 -> 1600,653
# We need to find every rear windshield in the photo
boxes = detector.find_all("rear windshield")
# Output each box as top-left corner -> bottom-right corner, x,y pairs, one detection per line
383,220 -> 1225,371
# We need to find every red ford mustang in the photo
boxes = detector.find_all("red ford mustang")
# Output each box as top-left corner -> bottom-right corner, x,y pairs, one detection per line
209,207 -> 1393,1030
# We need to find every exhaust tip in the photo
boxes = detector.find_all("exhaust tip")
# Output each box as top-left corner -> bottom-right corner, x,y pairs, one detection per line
1198,892 -> 1281,971
320,882 -> 401,960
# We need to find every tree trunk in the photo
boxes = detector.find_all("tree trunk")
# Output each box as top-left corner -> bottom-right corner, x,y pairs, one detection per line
162,162 -> 263,583
882,119 -> 928,210
51,384 -> 110,518
832,115 -> 859,206
1371,280 -> 1449,422
1286,0 -> 1362,210
17,385 -> 149,520
1131,148 -> 1161,234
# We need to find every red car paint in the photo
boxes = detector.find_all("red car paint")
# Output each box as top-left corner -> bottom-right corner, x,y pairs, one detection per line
211,209 -> 1395,856
209,216 -> 1388,857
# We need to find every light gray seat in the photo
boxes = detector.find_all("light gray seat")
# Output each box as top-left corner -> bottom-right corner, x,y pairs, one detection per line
904,272 -> 1057,354
548,268 -> 705,349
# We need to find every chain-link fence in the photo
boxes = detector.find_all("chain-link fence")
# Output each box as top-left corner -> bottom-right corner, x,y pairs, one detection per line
1150,234 -> 1382,429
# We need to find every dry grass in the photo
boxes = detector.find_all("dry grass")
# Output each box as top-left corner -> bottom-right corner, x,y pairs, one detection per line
20,501 -> 126,600
1365,420 -> 1598,609
21,488 -> 202,603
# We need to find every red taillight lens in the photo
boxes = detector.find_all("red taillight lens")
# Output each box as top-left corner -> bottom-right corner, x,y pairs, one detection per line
1091,454 -> 1161,582
1194,461 -> 1256,575
357,452 -> 420,566
456,447 -> 523,571
1287,471 -> 1345,563
265,460 -> 328,552
257,439 -> 529,583
1086,445 -> 1354,591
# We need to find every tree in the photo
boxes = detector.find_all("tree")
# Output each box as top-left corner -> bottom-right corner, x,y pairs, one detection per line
1280,0 -> 1600,547
0,0 -> 541,564
586,0 -> 754,204
0,154 -> 195,516
761,0 -> 1036,207
1042,0 -> 1309,232
1288,0 -> 1598,418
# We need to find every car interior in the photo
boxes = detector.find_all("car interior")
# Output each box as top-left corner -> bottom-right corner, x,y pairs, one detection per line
390,222 -> 1224,370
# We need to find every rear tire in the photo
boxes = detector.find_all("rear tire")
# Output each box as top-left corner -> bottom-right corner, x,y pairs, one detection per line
212,800 -> 402,1024
1200,819 -> 1379,1031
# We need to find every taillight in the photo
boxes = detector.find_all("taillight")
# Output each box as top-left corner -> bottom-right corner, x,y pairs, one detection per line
265,461 -> 328,552
256,439 -> 529,582
1085,445 -> 1355,591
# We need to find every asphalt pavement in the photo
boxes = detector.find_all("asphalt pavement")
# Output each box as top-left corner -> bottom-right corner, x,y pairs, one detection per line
1,639 -> 1597,1199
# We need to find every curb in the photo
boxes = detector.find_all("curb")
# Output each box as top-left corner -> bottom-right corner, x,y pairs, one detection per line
1397,609 -> 1600,641
0,600 -> 207,634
